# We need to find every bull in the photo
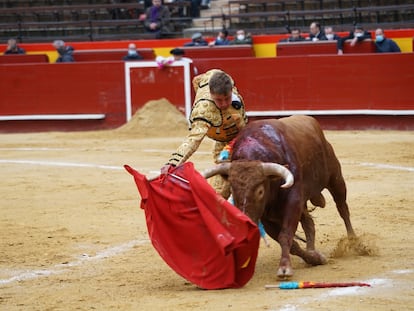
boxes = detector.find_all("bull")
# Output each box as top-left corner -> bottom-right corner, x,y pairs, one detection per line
202,115 -> 356,279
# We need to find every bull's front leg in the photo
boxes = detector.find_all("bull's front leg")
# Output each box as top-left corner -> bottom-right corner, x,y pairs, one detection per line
277,227 -> 295,279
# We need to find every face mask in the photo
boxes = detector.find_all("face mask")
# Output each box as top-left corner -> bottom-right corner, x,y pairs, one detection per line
237,34 -> 245,41
376,35 -> 384,42
128,50 -> 137,56
326,34 -> 334,40
355,32 -> 364,38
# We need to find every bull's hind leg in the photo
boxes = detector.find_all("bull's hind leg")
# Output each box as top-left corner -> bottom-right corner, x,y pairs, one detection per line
328,171 -> 356,238
294,211 -> 327,266
290,239 -> 327,266
300,210 -> 316,251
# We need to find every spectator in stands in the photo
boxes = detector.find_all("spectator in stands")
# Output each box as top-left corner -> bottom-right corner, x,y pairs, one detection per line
374,28 -> 401,53
200,0 -> 210,10
170,47 -> 190,62
170,47 -> 198,74
230,29 -> 253,45
163,69 -> 247,199
191,0 -> 202,18
308,22 -> 327,41
123,43 -> 144,61
209,29 -> 230,46
184,32 -> 208,46
337,24 -> 372,55
4,38 -> 26,55
52,40 -> 74,63
324,26 -> 340,41
279,28 -> 306,42
144,0 -> 171,38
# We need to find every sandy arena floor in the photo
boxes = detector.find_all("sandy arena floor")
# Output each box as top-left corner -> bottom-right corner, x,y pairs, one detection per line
1,100 -> 413,311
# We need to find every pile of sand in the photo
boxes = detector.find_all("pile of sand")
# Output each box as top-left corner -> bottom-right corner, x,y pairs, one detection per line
115,98 -> 189,137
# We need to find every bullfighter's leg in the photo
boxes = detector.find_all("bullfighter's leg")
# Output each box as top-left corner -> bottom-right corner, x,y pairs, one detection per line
328,172 -> 356,238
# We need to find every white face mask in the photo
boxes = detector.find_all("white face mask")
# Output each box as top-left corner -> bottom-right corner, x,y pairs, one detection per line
237,34 -> 245,41
355,32 -> 364,37
326,34 -> 334,40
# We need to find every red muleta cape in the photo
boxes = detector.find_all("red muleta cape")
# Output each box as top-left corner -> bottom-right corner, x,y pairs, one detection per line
124,162 -> 260,290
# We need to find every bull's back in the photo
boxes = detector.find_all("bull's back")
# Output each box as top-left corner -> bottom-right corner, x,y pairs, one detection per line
234,115 -> 339,188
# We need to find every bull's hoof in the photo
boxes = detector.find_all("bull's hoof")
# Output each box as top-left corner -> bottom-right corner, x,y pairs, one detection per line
277,266 -> 293,279
307,250 -> 327,265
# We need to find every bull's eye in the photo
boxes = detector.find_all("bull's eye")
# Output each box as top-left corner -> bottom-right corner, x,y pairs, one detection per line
255,185 -> 265,200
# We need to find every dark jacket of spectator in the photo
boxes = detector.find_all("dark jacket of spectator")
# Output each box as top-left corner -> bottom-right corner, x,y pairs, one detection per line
375,37 -> 401,53
144,0 -> 171,35
337,27 -> 372,52
309,31 -> 327,41
184,33 -> 208,46
4,39 -> 26,54
56,46 -> 74,63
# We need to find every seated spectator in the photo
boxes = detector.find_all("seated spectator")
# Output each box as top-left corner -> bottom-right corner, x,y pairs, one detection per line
170,47 -> 191,62
201,0 -> 210,9
123,43 -> 144,61
4,38 -> 26,55
324,26 -> 340,41
374,28 -> 401,53
52,40 -> 74,63
209,29 -> 230,46
190,0 -> 201,18
308,22 -> 327,41
230,29 -> 253,45
337,24 -> 372,55
144,0 -> 171,38
279,28 -> 306,42
184,32 -> 208,46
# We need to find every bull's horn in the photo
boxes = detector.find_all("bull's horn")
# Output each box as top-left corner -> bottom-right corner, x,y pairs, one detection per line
261,163 -> 294,188
202,162 -> 231,179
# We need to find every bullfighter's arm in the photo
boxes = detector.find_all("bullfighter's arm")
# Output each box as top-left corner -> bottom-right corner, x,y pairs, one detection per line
167,120 -> 210,166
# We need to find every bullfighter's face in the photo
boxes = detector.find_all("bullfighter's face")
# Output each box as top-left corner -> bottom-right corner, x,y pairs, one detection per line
211,91 -> 232,110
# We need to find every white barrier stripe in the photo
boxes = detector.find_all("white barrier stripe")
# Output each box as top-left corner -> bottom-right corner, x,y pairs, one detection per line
0,239 -> 149,285
0,148 -> 210,155
0,114 -> 106,121
358,162 -> 414,172
0,159 -> 123,170
1,159 -> 413,173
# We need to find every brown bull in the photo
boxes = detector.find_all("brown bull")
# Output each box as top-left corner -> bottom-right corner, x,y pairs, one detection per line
203,115 -> 356,279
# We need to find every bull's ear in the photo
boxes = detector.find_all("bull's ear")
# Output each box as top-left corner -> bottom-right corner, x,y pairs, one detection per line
201,162 -> 231,179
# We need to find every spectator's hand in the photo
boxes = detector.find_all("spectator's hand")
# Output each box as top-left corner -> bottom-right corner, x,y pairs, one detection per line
150,22 -> 158,30
208,41 -> 215,47
337,49 -> 343,55
350,37 -> 358,46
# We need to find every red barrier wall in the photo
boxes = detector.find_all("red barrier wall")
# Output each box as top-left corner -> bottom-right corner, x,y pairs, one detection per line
1,53 -> 413,132
277,40 -> 376,56
0,54 -> 49,63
